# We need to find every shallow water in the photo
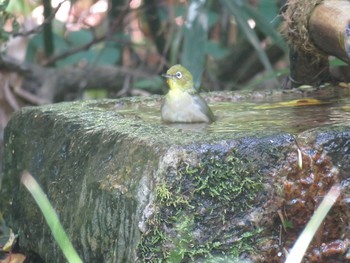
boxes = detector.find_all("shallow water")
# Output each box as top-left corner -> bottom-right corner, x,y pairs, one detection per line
112,95 -> 350,134
209,99 -> 350,134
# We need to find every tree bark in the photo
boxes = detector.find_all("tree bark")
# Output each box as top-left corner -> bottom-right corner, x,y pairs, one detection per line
309,0 -> 350,64
284,0 -> 350,87
0,55 -> 154,103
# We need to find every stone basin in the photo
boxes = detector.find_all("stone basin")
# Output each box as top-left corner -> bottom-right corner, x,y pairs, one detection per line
1,88 -> 350,262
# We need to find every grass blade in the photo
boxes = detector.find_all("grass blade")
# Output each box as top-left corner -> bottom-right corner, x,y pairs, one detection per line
21,171 -> 83,263
285,184 -> 341,263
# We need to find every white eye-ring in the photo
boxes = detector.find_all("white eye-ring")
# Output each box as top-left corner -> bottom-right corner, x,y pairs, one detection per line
175,71 -> 182,79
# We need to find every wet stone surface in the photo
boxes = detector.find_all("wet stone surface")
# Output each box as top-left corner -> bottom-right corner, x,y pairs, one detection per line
1,89 -> 350,262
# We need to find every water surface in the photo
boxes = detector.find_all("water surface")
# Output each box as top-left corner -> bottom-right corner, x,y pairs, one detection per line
111,95 -> 350,134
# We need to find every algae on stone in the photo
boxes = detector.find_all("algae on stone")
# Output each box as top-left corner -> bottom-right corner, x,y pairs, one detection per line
139,149 -> 264,262
2,97 -> 350,262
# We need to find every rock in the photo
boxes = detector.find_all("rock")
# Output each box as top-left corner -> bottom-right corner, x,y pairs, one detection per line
1,94 -> 350,262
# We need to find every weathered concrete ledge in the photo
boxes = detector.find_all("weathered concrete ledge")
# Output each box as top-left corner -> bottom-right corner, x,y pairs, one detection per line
1,93 -> 350,262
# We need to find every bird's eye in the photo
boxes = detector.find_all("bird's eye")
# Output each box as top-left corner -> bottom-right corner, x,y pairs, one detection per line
175,71 -> 182,79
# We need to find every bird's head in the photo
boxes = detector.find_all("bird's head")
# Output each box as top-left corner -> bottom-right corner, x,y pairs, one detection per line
162,64 -> 193,91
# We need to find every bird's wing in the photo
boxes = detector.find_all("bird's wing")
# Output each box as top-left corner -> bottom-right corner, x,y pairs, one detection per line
187,87 -> 199,95
192,94 -> 215,122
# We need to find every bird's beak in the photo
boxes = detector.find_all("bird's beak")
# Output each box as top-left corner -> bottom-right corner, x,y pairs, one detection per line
161,73 -> 173,79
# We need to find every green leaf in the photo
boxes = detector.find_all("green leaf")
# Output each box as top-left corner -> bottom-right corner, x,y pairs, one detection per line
0,0 -> 9,10
207,9 -> 219,28
258,0 -> 279,23
64,44 -> 121,67
284,219 -> 294,229
56,51 -> 86,68
66,30 -> 93,46
25,34 -> 41,62
86,43 -> 121,65
134,76 -> 163,92
26,32 -> 69,63
245,68 -> 289,90
205,41 -> 229,59
220,0 -> 274,73
181,0 -> 209,89
243,3 -> 287,52
329,57 -> 348,66
6,0 -> 34,15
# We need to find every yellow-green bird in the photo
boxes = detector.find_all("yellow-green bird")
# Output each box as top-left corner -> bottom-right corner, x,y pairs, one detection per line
161,64 -> 215,123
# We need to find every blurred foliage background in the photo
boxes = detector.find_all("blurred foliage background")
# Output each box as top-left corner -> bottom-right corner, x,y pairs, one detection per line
1,0 -> 288,92
0,0 -> 291,162
0,0 -> 289,140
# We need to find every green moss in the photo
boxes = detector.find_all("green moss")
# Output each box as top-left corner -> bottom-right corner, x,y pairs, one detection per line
167,214 -> 195,262
138,150 -> 264,262
230,228 -> 263,258
155,180 -> 189,207
190,154 -> 263,213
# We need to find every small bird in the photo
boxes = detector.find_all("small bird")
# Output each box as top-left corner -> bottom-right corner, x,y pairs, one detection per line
161,64 -> 215,123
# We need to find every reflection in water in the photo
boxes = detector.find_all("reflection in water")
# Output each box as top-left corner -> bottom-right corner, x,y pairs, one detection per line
111,96 -> 350,134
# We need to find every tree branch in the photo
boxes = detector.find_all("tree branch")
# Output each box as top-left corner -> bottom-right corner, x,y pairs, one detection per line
0,54 -> 156,103
13,0 -> 67,38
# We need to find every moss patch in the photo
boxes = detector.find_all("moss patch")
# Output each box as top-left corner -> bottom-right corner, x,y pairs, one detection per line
138,149 -> 264,262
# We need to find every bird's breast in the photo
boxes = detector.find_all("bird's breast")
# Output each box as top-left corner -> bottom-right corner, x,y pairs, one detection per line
161,90 -> 211,123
